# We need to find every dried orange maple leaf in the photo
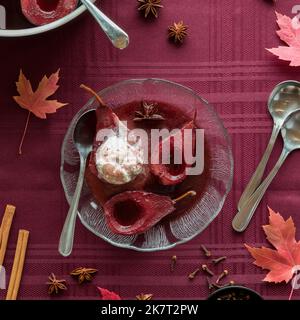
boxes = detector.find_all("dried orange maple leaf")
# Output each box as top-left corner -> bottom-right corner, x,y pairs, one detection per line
14,69 -> 66,119
13,69 -> 67,154
245,207 -> 300,284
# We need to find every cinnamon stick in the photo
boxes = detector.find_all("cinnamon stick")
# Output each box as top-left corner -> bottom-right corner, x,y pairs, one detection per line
6,229 -> 29,300
5,230 -> 23,300
0,205 -> 16,266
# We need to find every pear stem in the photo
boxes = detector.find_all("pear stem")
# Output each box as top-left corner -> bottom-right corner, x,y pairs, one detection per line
18,111 -> 31,155
80,84 -> 105,107
173,190 -> 196,204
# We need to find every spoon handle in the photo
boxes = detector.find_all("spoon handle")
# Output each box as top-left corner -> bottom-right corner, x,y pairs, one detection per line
80,0 -> 129,49
59,156 -> 87,257
232,148 -> 289,232
237,123 -> 281,211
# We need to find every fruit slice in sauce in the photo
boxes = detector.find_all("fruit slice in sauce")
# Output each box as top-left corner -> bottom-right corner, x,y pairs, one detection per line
150,114 -> 196,186
80,84 -> 121,181
21,0 -> 78,26
104,190 -> 196,235
80,85 -> 150,205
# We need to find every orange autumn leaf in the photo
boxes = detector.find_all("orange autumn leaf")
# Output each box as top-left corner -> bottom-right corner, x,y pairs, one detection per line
13,69 -> 67,119
245,207 -> 300,284
13,69 -> 67,154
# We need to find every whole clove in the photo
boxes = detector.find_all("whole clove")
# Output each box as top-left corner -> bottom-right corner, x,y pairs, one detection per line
216,269 -> 229,284
188,268 -> 200,280
201,264 -> 214,277
207,278 -> 235,291
200,245 -> 212,257
183,246 -> 237,295
206,277 -> 214,290
212,256 -> 227,265
171,255 -> 177,272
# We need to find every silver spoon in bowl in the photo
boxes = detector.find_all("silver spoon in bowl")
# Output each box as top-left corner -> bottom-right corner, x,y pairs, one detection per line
233,81 -> 300,231
80,0 -> 129,49
59,109 -> 96,257
232,109 -> 300,232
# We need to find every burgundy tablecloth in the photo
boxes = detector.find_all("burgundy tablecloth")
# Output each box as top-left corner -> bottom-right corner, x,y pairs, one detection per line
0,0 -> 300,300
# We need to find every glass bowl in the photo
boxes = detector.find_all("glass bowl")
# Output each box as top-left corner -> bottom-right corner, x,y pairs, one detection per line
60,79 -> 233,251
0,1 -> 95,37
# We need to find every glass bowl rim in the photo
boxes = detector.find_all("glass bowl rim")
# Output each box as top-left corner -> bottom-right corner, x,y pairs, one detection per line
60,78 -> 234,252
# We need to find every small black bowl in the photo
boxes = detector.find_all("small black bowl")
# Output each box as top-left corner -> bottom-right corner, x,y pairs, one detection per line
207,285 -> 263,301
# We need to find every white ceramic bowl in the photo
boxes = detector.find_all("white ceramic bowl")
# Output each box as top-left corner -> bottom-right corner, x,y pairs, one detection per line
0,1 -> 96,37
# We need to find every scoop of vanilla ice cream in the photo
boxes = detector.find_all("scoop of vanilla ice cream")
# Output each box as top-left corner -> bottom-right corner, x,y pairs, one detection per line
95,135 -> 144,185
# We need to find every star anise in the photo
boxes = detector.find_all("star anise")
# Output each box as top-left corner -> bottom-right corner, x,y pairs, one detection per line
136,293 -> 153,300
46,273 -> 67,295
70,267 -> 98,284
138,0 -> 163,18
168,21 -> 188,43
134,101 -> 165,122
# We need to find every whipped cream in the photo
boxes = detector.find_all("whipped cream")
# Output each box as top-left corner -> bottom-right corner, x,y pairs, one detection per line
95,135 -> 144,185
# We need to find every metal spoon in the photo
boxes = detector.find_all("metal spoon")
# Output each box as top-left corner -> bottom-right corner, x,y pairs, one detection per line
80,0 -> 129,49
232,110 -> 300,232
59,109 -> 96,257
233,81 -> 300,231
236,81 -> 300,212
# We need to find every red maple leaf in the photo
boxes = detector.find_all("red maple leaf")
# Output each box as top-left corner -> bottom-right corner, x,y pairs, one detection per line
267,12 -> 300,66
13,69 -> 67,154
97,287 -> 122,300
245,207 -> 300,286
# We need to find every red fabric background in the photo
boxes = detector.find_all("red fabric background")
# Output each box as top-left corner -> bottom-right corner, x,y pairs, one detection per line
0,0 -> 300,300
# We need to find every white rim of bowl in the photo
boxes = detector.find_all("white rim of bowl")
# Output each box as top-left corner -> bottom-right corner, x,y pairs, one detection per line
0,1 -> 96,37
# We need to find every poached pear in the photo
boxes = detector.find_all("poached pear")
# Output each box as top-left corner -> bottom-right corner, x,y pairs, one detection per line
104,190 -> 196,235
150,115 -> 196,186
81,85 -> 150,205
21,0 -> 78,26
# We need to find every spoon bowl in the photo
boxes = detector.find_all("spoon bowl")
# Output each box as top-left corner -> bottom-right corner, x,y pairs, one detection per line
282,111 -> 300,151
74,109 -> 97,153
59,109 -> 96,257
268,81 -> 300,124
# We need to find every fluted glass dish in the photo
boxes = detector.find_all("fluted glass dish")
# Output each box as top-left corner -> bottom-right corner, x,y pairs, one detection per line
60,79 -> 233,251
